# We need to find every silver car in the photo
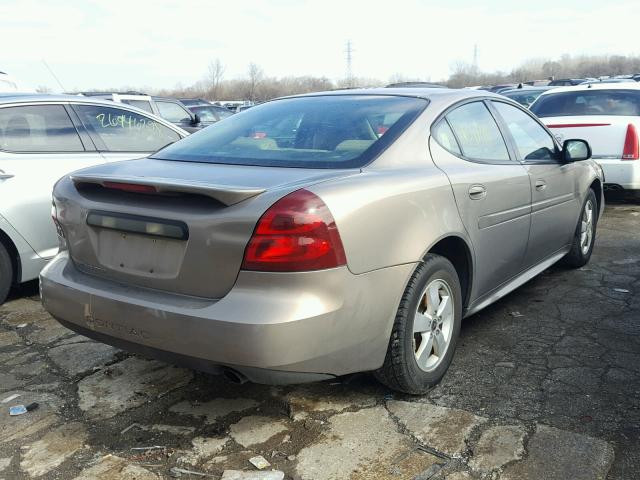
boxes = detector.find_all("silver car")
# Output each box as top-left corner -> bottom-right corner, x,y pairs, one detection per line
40,89 -> 604,393
0,94 -> 187,303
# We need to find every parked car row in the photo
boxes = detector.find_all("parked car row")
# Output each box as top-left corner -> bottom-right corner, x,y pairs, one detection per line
78,92 -> 237,132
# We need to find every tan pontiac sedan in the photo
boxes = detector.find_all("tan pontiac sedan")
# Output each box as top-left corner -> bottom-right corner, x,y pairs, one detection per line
40,88 -> 604,394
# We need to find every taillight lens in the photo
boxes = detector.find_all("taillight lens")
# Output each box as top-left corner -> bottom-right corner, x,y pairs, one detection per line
622,124 -> 639,160
242,189 -> 347,272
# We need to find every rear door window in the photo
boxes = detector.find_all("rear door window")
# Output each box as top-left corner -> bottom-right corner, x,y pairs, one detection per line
531,90 -> 640,117
445,102 -> 510,162
492,102 -> 556,161
74,104 -> 181,152
0,105 -> 85,152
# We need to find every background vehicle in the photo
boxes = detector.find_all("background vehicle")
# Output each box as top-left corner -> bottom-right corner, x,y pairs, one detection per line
0,93 -> 187,303
479,84 -> 518,93
80,92 -> 203,133
187,103 -> 234,125
548,78 -> 589,86
386,82 -> 447,88
500,86 -> 556,108
530,83 -> 640,198
41,89 -> 602,394
579,78 -> 637,85
179,98 -> 212,107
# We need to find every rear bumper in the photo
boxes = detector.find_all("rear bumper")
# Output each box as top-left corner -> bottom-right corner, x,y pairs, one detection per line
40,252 -> 413,382
595,158 -> 640,191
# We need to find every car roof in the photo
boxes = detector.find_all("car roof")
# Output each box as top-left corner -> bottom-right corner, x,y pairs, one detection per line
537,82 -> 640,97
281,87 -> 504,103
0,92 -> 146,105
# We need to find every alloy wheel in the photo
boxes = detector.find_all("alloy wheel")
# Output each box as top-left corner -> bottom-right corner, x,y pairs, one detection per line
412,279 -> 454,372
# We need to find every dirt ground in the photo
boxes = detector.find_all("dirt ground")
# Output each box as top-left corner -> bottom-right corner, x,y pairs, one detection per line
0,201 -> 638,480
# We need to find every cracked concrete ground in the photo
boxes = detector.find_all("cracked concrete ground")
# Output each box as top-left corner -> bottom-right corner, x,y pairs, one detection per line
0,202 -> 638,479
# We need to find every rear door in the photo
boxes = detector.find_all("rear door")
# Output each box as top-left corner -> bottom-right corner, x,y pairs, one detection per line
70,103 -> 184,163
0,103 -> 105,258
429,100 -> 532,298
490,100 -> 579,266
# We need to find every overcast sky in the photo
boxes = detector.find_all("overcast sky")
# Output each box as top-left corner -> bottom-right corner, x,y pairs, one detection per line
2,0 -> 639,92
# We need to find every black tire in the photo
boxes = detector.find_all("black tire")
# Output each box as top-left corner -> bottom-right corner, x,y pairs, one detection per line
562,188 -> 598,268
375,254 -> 462,394
0,242 -> 12,305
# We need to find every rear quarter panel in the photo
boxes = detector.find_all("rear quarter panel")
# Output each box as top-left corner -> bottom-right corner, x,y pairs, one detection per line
308,120 -> 469,276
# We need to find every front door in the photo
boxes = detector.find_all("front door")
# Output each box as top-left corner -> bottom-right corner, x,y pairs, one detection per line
490,100 -> 579,266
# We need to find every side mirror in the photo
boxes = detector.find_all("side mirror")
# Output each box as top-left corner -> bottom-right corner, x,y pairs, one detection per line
191,113 -> 201,126
562,139 -> 591,162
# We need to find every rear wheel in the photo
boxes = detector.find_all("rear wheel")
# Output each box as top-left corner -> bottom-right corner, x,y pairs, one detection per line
562,189 -> 598,268
0,242 -> 12,305
375,254 -> 462,394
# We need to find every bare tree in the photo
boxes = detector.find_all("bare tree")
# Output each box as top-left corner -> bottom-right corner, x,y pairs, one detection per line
247,62 -> 264,101
207,59 -> 225,100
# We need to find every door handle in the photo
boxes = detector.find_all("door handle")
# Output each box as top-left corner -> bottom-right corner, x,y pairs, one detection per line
535,179 -> 547,191
468,184 -> 487,200
0,169 -> 13,180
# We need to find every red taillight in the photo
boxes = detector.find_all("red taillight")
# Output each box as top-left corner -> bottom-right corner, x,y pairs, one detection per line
102,181 -> 158,193
622,124 -> 639,160
242,189 -> 347,272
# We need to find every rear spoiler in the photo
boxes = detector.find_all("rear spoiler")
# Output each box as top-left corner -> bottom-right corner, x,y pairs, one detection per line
70,173 -> 265,206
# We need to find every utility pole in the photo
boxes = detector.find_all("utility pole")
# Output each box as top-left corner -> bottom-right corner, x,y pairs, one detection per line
345,40 -> 354,88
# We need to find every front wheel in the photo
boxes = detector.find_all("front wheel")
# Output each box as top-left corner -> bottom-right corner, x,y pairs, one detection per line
375,254 -> 462,394
562,189 -> 598,268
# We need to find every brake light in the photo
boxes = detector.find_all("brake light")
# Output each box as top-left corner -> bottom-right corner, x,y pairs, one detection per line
242,189 -> 346,272
102,182 -> 157,193
622,124 -> 639,160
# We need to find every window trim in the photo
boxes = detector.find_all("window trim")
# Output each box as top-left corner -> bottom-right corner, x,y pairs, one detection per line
70,102 -> 183,153
430,98 -> 515,165
488,99 -> 562,165
0,103 -> 88,154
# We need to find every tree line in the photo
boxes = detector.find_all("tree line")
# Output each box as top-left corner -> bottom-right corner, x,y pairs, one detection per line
77,53 -> 640,102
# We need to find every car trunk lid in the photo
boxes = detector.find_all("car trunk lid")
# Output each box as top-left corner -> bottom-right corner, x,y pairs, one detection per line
57,158 -> 357,299
542,115 -> 640,159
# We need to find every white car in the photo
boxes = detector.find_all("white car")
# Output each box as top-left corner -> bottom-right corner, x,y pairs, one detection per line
530,83 -> 640,198
0,94 -> 187,303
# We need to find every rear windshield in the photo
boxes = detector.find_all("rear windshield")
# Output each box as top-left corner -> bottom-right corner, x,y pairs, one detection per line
531,90 -> 640,117
152,95 -> 428,168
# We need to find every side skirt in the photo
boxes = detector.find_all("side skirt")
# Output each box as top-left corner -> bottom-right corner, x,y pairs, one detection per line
464,247 -> 570,317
